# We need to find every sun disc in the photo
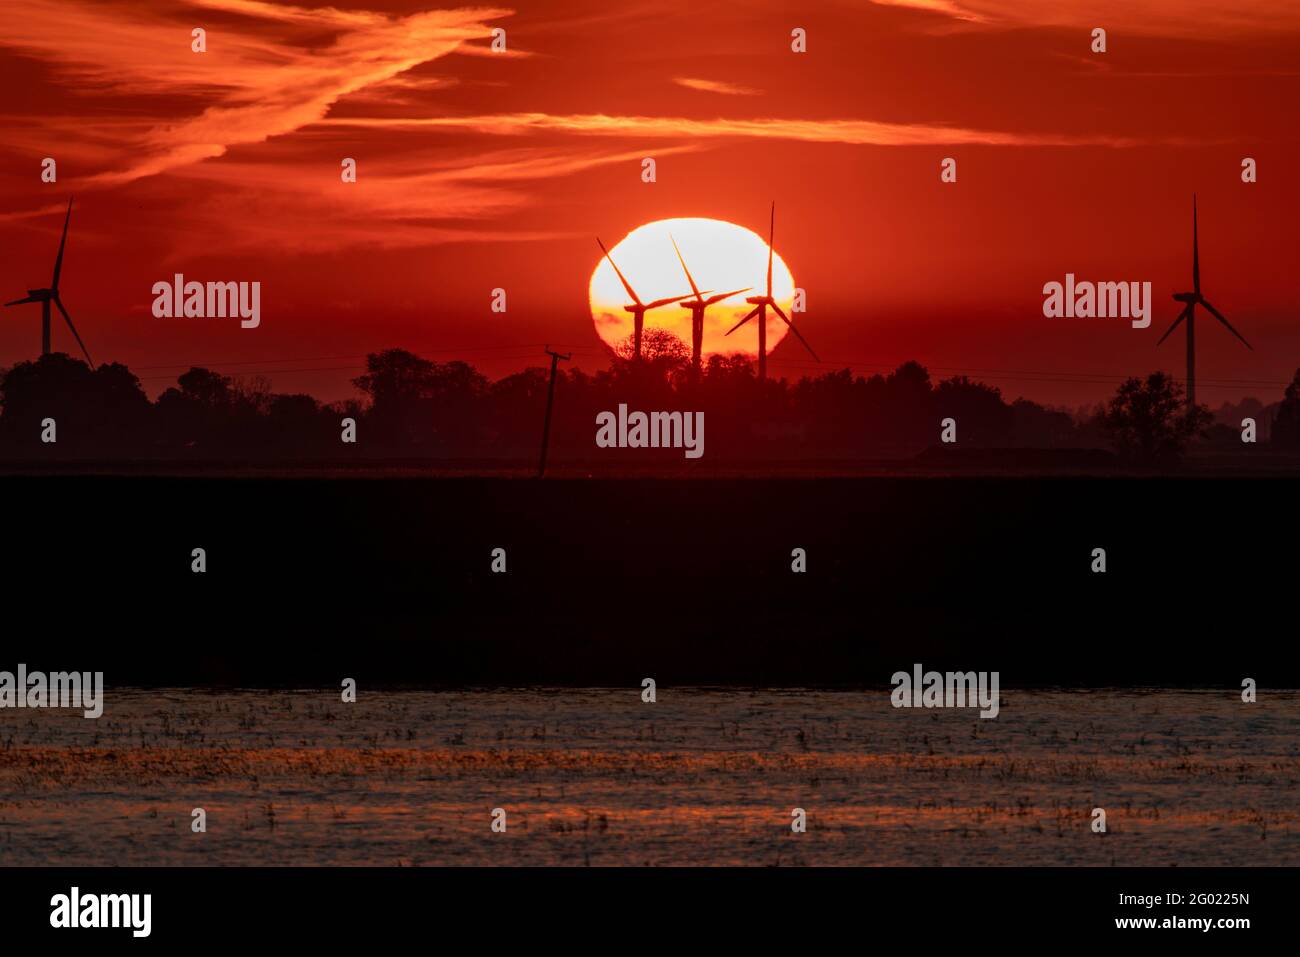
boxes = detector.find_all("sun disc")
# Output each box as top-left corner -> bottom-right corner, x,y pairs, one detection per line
589,217 -> 795,359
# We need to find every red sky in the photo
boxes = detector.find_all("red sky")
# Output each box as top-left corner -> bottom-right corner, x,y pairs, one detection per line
2,0 -> 1298,408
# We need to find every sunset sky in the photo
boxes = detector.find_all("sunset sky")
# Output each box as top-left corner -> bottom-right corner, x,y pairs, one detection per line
2,0 -> 1298,407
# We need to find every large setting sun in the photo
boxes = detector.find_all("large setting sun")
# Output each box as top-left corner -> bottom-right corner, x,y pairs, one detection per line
589,217 -> 796,359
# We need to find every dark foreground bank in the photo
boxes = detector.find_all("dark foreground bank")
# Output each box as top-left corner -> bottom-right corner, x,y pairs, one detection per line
2,475 -> 1292,686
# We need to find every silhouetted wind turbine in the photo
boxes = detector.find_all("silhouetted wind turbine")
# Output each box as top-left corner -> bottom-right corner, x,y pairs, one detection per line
4,198 -> 93,367
597,237 -> 697,362
1157,195 -> 1250,413
724,203 -> 817,381
669,233 -> 749,382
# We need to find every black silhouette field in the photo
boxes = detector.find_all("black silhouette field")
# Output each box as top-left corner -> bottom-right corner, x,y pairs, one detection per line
4,474 -> 1293,688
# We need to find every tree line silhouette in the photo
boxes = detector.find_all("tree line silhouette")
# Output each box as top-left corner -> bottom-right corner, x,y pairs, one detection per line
2,331 -> 1298,468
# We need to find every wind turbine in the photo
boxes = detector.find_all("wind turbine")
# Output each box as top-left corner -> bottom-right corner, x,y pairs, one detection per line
597,237 -> 697,362
1157,195 -> 1250,413
724,202 -> 818,381
669,233 -> 749,381
4,198 -> 94,366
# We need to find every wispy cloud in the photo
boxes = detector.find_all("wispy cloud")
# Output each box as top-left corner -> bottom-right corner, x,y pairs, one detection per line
156,144 -> 701,253
0,203 -> 75,225
326,111 -> 1146,147
348,74 -> 461,100
0,0 -> 511,186
870,0 -> 988,23
872,0 -> 1300,36
673,77 -> 761,96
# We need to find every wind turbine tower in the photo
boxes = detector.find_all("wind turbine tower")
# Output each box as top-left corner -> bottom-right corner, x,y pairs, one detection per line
724,203 -> 818,381
1157,195 -> 1251,413
4,198 -> 95,366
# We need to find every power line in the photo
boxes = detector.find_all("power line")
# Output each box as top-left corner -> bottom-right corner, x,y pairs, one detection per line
135,364 -> 368,382
135,355 -> 564,382
764,356 -> 1296,389
128,343 -> 594,372
112,342 -> 1293,397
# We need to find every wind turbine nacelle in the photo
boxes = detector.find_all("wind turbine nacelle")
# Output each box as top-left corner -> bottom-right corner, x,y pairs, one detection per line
745,296 -> 770,305
1172,292 -> 1198,303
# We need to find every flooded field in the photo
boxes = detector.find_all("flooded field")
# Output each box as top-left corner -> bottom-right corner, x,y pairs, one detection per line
1,688 -> 1297,866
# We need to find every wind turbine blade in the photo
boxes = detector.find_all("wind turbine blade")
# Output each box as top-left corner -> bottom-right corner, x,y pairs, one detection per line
1156,305 -> 1190,346
1200,299 -> 1252,350
770,302 -> 820,361
5,296 -> 40,307
1192,194 -> 1200,296
669,234 -> 702,301
54,296 -> 93,366
702,288 -> 750,306
766,202 -> 775,298
645,292 -> 705,309
725,305 -> 761,336
596,237 -> 642,306
52,197 -> 72,290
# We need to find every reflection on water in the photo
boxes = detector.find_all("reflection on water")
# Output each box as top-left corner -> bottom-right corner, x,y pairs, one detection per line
2,689 -> 1296,866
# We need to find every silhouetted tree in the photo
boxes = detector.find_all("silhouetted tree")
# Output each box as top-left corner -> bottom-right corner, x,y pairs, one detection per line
610,329 -> 691,398
876,360 -> 933,451
5,345 -> 1283,468
704,353 -> 756,387
175,367 -> 234,406
613,328 -> 688,365
0,353 -> 151,453
1010,398 -> 1079,448
352,349 -> 488,452
1271,368 -> 1300,447
156,367 -> 240,450
486,367 -> 550,450
935,376 -> 1013,446
1100,372 -> 1211,466
265,393 -> 333,450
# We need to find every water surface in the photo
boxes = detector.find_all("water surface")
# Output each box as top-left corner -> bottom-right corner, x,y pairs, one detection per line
2,688 -> 1295,866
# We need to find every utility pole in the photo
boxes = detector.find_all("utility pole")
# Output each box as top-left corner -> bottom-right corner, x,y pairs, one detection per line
537,346 -> 571,478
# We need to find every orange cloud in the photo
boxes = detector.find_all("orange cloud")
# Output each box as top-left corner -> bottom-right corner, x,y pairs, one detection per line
156,144 -> 701,253
869,0 -> 987,22
673,77 -> 761,96
0,0 -> 512,186
873,0 -> 1300,36
326,111 -> 1146,147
